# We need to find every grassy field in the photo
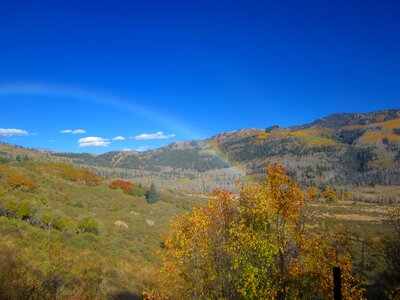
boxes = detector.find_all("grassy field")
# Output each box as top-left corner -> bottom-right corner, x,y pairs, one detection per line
304,199 -> 398,298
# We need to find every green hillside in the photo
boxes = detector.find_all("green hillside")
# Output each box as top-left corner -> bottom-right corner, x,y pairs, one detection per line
0,158 -> 206,298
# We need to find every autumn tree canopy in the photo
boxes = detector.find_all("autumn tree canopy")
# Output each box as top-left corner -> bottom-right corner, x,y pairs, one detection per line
149,163 -> 364,299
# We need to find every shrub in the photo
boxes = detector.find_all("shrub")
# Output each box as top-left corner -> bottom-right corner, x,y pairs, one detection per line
322,187 -> 338,202
109,180 -> 132,189
16,201 -> 35,220
77,217 -> 99,234
307,187 -> 319,200
38,211 -> 67,230
109,180 -> 146,196
60,165 -> 102,186
4,200 -> 18,218
81,170 -> 102,186
7,174 -> 37,191
53,217 -> 68,230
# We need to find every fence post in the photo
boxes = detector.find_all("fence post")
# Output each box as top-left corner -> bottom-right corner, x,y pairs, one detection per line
333,267 -> 342,300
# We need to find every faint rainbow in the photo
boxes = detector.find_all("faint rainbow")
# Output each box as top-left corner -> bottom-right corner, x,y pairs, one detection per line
0,82 -> 247,176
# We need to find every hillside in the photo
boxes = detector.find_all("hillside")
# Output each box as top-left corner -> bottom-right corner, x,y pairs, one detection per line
0,150 -> 397,298
0,158 -> 207,298
5,109 -> 395,191
208,109 -> 400,188
1,109 -> 399,192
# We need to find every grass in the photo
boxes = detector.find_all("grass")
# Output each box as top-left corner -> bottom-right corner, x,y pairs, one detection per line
0,160 -> 198,296
304,199 -> 397,286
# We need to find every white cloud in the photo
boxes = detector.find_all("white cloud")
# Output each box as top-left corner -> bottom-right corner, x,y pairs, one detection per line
78,136 -> 110,147
112,136 -> 125,141
134,146 -> 149,152
0,128 -> 29,137
61,129 -> 86,134
134,131 -> 175,140
121,148 -> 132,151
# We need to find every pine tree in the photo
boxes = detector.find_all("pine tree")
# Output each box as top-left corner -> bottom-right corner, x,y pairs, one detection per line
146,183 -> 159,204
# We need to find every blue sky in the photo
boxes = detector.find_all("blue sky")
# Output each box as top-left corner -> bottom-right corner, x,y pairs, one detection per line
0,0 -> 399,153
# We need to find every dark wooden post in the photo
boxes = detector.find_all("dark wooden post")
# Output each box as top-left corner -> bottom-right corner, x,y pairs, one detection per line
333,267 -> 342,300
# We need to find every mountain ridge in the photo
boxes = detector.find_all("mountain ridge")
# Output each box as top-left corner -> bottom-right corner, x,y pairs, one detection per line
1,109 -> 399,190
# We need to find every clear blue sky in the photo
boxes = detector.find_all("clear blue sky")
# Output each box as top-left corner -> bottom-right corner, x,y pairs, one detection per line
0,0 -> 399,153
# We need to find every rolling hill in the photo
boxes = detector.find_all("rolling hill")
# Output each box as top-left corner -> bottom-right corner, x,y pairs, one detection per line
0,158 -> 207,298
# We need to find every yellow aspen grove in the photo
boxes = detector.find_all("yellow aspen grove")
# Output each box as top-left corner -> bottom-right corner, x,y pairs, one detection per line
147,163 -> 365,299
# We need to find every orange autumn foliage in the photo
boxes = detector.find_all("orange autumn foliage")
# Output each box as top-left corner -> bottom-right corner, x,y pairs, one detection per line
61,167 -> 102,186
109,179 -> 137,195
7,173 -> 37,191
38,162 -> 102,186
109,179 -> 132,189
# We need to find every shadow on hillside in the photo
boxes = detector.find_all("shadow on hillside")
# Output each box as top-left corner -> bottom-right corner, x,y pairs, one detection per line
110,291 -> 143,300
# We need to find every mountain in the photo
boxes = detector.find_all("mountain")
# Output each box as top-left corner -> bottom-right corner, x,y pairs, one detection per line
206,109 -> 400,187
1,109 -> 399,190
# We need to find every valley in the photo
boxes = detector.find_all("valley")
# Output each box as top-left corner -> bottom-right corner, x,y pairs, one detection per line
0,109 -> 399,298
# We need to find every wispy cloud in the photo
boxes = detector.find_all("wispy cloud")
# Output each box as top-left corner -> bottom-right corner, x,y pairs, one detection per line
121,148 -> 132,151
134,131 -> 175,140
134,146 -> 149,152
0,128 -> 29,137
61,129 -> 86,134
112,136 -> 125,141
78,136 -> 110,147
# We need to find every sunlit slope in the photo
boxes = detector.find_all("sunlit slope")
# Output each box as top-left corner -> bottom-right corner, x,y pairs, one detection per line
0,159 -> 205,296
207,109 -> 400,187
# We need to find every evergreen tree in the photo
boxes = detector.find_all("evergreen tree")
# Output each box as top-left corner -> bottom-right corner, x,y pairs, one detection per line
146,183 -> 159,204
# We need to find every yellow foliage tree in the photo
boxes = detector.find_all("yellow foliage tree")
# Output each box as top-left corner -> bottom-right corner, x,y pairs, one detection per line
307,187 -> 319,200
322,187 -> 338,203
148,163 -> 364,299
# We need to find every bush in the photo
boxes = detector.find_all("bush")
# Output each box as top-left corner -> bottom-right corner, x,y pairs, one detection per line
109,180 -> 131,189
60,165 -> 102,186
77,217 -> 99,234
109,180 -> 146,196
4,200 -> 18,218
16,201 -> 35,220
307,187 -> 319,200
7,174 -> 37,191
322,187 -> 338,202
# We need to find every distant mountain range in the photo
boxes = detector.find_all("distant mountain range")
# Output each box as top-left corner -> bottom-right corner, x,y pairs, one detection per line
1,109 -> 400,190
